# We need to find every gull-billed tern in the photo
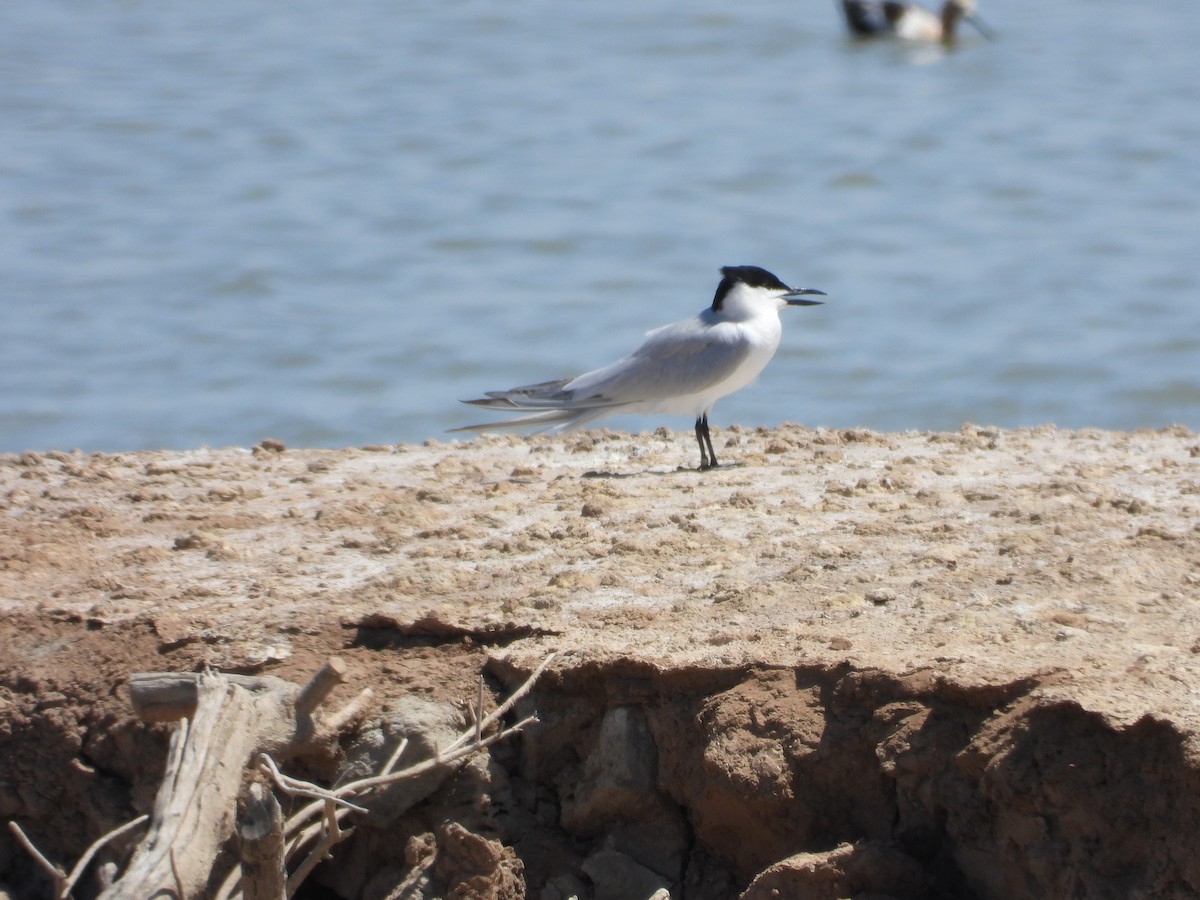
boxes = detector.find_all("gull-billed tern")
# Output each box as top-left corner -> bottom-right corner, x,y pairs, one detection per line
452,265 -> 825,470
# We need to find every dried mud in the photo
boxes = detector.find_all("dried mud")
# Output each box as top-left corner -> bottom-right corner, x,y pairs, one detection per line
1,424 -> 1199,898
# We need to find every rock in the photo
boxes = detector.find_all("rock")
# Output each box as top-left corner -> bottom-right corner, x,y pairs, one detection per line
739,841 -> 927,900
581,846 -> 671,900
553,705 -> 691,885
606,819 -> 689,883
434,822 -> 525,900
337,696 -> 466,824
538,872 -> 588,900
561,706 -> 660,829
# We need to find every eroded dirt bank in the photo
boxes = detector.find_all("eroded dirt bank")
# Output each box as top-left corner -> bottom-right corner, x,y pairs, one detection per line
1,424 -> 1199,898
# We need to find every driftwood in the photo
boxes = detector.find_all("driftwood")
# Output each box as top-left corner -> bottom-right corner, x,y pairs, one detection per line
99,659 -> 353,899
221,652 -> 556,900
238,783 -> 285,900
8,653 -> 555,900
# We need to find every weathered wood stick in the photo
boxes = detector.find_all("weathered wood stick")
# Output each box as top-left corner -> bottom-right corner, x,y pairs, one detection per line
295,657 -> 347,717
239,782 -> 285,900
129,658 -> 347,724
102,659 -> 343,900
128,671 -> 296,723
100,674 -> 281,899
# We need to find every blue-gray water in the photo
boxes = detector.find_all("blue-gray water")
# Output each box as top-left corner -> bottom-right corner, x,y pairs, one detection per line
2,0 -> 1198,453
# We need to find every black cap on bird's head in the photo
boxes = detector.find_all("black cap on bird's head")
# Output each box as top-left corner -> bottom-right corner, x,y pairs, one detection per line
712,265 -> 826,311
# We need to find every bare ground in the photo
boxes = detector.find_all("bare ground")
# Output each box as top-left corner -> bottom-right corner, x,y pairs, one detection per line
1,423 -> 1199,898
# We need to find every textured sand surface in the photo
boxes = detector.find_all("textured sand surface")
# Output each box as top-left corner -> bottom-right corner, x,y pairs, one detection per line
2,424 -> 1199,897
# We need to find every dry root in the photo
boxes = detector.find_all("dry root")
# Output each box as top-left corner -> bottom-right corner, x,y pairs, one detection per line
8,653 -> 555,900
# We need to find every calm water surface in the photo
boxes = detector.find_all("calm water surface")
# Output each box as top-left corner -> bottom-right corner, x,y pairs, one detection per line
2,0 -> 1198,452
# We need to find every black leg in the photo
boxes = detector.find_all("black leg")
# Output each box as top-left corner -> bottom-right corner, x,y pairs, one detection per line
694,417 -> 710,470
696,414 -> 718,471
702,414 -> 718,469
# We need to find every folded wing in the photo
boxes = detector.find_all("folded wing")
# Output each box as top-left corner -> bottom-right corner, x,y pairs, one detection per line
453,318 -> 753,433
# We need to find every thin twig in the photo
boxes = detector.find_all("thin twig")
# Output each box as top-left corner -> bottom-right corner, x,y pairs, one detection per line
325,713 -> 538,798
282,808 -> 354,865
284,818 -> 355,899
60,814 -> 149,899
275,653 -> 553,897
474,675 -> 484,745
258,755 -> 368,814
7,821 -> 66,894
323,799 -> 341,842
281,654 -> 552,840
286,824 -> 310,858
441,653 -> 555,757
277,716 -> 531,871
382,736 -> 410,775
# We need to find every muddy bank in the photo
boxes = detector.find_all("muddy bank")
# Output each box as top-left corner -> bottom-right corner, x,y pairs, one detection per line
1,424 -> 1199,897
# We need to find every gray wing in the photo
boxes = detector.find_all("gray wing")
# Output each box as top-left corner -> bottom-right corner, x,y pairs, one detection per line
462,379 -> 577,410
561,318 -> 755,406
452,375 -> 613,433
453,316 -> 752,435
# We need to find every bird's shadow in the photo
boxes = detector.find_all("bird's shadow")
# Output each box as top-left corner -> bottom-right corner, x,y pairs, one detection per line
580,462 -> 747,479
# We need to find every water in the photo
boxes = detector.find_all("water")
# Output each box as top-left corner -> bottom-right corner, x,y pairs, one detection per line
2,0 -> 1198,453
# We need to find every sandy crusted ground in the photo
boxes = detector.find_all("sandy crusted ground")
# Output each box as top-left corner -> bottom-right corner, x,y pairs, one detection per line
3,423 -> 1198,730
1,423 -> 1200,896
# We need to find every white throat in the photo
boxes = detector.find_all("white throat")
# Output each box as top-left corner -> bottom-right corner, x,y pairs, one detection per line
714,283 -> 785,323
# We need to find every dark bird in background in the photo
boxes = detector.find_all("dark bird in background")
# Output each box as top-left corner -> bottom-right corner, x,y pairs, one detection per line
841,0 -> 994,43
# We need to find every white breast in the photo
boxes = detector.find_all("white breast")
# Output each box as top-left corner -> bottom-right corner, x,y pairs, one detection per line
642,318 -> 782,418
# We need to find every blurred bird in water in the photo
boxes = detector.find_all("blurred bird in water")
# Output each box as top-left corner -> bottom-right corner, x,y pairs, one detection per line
452,265 -> 825,471
840,0 -> 994,43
